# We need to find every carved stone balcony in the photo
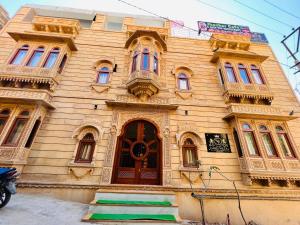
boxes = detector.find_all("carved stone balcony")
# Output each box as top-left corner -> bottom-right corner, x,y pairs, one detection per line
0,87 -> 54,109
224,103 -> 296,121
239,157 -> 300,186
126,70 -> 161,101
210,33 -> 251,51
0,146 -> 29,163
222,82 -> 274,104
32,16 -> 80,37
0,64 -> 58,91
126,25 -> 169,40
7,16 -> 79,51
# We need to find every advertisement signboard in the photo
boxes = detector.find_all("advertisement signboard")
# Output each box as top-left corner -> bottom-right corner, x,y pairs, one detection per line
198,21 -> 251,36
250,32 -> 269,43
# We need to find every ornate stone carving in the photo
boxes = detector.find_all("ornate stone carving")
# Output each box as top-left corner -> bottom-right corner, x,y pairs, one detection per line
175,90 -> 192,99
0,88 -> 54,109
68,167 -> 93,179
91,84 -> 110,93
163,170 -> 172,186
33,15 -> 80,37
126,71 -> 161,101
101,167 -> 112,184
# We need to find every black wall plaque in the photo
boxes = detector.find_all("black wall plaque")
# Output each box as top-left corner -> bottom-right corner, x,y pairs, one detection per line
205,133 -> 231,153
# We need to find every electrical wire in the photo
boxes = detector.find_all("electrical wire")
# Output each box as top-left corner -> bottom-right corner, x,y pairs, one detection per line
116,0 -> 292,69
195,0 -> 284,36
232,0 -> 294,29
263,0 -> 300,21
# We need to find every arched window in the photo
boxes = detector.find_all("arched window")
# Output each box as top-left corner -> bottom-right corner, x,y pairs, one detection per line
131,51 -> 138,73
242,123 -> 259,156
178,73 -> 190,90
276,126 -> 295,158
224,62 -> 237,83
43,48 -> 60,68
251,65 -> 264,84
0,109 -> 10,134
153,52 -> 158,74
26,46 -> 44,67
238,64 -> 251,84
75,133 -> 96,163
259,125 -> 277,157
141,48 -> 150,70
58,54 -> 67,74
3,110 -> 30,146
182,138 -> 198,167
97,67 -> 110,84
10,45 -> 29,65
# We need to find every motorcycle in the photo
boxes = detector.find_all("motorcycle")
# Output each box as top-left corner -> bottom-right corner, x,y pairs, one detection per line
0,167 -> 19,208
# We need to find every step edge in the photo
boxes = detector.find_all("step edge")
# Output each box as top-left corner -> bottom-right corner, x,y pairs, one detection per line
90,202 -> 179,207
96,189 -> 176,195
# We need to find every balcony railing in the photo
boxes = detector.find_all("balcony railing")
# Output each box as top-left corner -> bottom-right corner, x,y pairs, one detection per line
239,157 -> 300,186
0,88 -> 54,109
33,16 -> 80,36
0,146 -> 30,162
223,82 -> 274,103
0,64 -> 58,80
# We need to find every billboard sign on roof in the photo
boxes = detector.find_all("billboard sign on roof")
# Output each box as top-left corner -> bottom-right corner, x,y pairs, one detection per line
198,21 -> 251,36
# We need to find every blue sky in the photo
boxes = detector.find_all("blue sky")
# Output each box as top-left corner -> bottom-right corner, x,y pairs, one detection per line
2,0 -> 300,99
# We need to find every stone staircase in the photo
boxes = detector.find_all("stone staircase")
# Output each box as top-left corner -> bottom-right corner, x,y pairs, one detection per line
82,189 -> 181,224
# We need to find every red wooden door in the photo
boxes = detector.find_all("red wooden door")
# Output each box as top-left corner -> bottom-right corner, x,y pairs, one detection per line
112,120 -> 161,185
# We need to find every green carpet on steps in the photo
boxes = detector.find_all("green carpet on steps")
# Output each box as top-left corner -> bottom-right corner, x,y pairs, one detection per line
96,199 -> 172,206
90,213 -> 176,221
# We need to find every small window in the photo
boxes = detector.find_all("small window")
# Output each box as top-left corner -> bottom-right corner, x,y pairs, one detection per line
224,62 -> 237,83
259,125 -> 277,157
276,126 -> 295,158
182,138 -> 198,167
238,64 -> 251,84
26,46 -> 44,67
10,45 -> 29,65
25,119 -> 41,148
58,54 -> 67,74
131,51 -> 138,73
218,69 -> 225,85
178,73 -> 190,90
0,109 -> 10,134
97,67 -> 110,84
43,48 -> 60,68
242,123 -> 259,156
75,133 -> 95,163
3,110 -> 30,146
153,52 -> 158,74
251,65 -> 264,84
141,48 -> 150,70
233,128 -> 243,157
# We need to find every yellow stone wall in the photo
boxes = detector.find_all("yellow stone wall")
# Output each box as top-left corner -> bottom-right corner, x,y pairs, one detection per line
0,6 -> 300,225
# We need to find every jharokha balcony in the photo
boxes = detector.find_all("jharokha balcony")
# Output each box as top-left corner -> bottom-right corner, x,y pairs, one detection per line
7,16 -> 80,51
223,82 -> 274,104
126,70 -> 161,102
32,16 -> 80,37
0,64 -> 59,109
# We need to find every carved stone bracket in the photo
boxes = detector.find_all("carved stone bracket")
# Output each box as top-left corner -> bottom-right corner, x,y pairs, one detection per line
91,84 -> 110,93
175,90 -> 192,100
179,168 -> 203,184
68,167 -> 94,179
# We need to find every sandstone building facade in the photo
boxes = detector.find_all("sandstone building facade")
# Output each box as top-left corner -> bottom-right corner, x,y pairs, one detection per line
0,5 -> 9,30
0,4 -> 300,225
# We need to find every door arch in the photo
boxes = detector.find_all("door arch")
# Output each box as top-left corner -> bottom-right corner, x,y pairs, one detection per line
112,120 -> 162,185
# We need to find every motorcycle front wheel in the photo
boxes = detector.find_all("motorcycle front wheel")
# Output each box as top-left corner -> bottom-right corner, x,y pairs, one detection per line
0,188 -> 11,208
